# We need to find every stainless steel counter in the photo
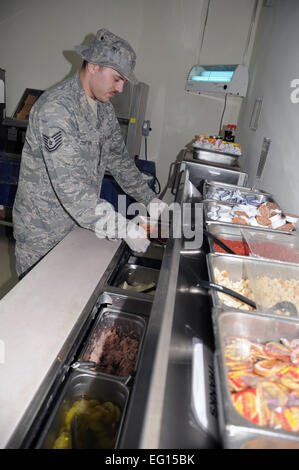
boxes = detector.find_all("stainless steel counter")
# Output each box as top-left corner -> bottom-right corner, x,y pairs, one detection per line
119,169 -> 220,449
1,160 -> 245,449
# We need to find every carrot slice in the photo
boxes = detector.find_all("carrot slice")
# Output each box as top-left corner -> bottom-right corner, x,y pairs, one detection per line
256,215 -> 271,227
278,223 -> 295,232
259,205 -> 271,218
232,217 -> 249,226
234,211 -> 249,218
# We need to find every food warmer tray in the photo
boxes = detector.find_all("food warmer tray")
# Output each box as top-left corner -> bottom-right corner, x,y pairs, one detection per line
204,201 -> 296,236
202,180 -> 273,204
214,311 -> 299,449
192,148 -> 240,167
205,223 -> 249,255
206,252 -> 299,321
13,291 -> 152,449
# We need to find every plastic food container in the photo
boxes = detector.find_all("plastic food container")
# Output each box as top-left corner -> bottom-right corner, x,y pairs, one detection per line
214,311 -> 299,449
78,309 -> 146,379
207,253 -> 299,319
241,229 -> 299,264
36,372 -> 129,449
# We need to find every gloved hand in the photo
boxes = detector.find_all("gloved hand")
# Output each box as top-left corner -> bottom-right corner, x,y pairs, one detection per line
147,197 -> 168,222
125,217 -> 150,253
94,202 -> 150,253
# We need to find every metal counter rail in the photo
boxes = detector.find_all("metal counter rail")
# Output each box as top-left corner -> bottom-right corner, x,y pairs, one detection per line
119,170 -> 219,449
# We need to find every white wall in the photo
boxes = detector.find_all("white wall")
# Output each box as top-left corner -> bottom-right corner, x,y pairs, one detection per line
0,0 -> 257,191
237,0 -> 299,214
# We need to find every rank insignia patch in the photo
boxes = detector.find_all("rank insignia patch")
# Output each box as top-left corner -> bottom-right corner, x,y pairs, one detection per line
43,131 -> 62,152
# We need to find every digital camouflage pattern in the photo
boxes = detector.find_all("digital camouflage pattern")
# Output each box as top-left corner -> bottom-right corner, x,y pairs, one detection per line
13,72 -> 156,275
74,28 -> 138,84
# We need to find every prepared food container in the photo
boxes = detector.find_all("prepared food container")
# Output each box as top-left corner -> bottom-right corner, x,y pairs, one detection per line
37,372 -> 129,449
241,229 -> 299,264
203,181 -> 273,205
78,308 -> 146,380
206,223 -> 250,256
192,148 -> 240,166
207,253 -> 299,319
204,201 -> 296,235
214,311 -> 299,448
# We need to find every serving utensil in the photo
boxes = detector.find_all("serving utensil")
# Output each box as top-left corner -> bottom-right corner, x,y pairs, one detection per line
196,279 -> 298,316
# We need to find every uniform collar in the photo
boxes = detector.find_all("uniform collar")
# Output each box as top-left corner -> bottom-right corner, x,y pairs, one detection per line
73,72 -> 100,124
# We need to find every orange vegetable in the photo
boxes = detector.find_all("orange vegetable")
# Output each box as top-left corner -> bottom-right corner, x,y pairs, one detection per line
256,215 -> 271,227
259,205 -> 271,218
278,223 -> 295,232
232,216 -> 248,226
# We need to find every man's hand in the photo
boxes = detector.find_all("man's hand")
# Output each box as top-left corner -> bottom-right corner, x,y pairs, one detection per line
94,201 -> 149,253
125,218 -> 150,253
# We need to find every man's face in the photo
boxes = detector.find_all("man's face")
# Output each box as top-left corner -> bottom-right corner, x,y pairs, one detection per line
89,65 -> 125,102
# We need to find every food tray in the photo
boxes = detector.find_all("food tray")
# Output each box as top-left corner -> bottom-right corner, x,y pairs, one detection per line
204,201 -> 296,235
206,253 -> 299,320
206,223 -> 250,256
192,148 -> 240,166
110,264 -> 159,296
241,229 -> 299,264
214,311 -> 299,449
36,371 -> 129,449
203,180 -> 273,204
77,308 -> 147,380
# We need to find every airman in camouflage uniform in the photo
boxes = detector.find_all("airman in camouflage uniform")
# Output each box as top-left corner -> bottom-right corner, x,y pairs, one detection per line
13,29 -> 157,276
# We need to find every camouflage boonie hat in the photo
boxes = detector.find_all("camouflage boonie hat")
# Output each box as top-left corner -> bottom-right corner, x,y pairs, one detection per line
75,28 -> 138,84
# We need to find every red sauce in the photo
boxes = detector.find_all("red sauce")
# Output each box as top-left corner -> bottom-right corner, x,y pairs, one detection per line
214,238 -> 250,256
250,242 -> 299,263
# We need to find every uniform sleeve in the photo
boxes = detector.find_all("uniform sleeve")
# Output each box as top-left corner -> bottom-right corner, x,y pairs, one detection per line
106,112 -> 156,207
36,101 -> 104,230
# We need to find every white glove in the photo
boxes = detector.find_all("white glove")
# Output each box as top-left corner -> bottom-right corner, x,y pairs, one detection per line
147,197 -> 168,222
125,217 -> 150,253
94,201 -> 149,253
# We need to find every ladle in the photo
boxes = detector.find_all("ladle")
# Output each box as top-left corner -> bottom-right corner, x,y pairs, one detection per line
196,280 -> 298,316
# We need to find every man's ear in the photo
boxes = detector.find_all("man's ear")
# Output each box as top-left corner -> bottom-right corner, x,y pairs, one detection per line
87,62 -> 98,75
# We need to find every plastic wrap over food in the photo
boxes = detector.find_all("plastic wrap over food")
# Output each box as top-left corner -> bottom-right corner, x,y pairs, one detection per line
225,336 -> 299,433
207,201 -> 296,232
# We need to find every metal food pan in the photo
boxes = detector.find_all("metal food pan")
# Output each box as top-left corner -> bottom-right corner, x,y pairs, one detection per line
110,264 -> 160,296
241,229 -> 299,264
192,148 -> 240,166
182,161 -> 248,191
206,223 -> 250,256
214,311 -> 299,449
204,201 -> 296,236
36,371 -> 129,449
203,180 -> 273,204
77,308 -> 147,381
130,243 -> 165,263
206,253 -> 299,320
